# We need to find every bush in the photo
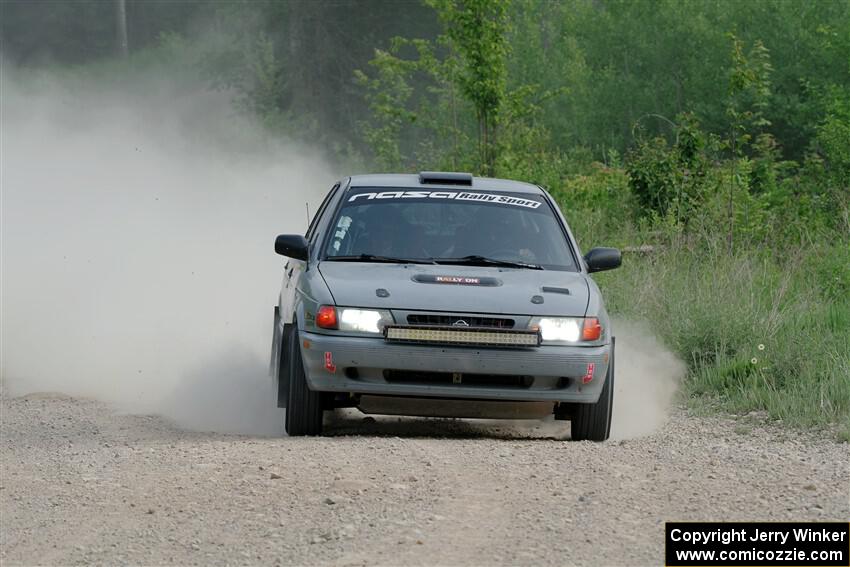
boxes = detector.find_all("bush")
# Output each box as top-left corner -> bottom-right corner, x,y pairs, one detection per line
592,240 -> 850,433
548,165 -> 636,249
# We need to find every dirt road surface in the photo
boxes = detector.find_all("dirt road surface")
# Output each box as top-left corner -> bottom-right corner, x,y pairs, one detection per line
2,393 -> 848,566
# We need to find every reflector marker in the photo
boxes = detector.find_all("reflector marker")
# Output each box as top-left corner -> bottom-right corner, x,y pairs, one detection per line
581,362 -> 595,384
324,351 -> 336,373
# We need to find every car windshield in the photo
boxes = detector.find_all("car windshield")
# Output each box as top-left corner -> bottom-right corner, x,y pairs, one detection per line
323,188 -> 577,271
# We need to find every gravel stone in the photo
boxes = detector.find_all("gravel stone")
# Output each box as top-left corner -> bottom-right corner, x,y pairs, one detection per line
1,394 -> 847,566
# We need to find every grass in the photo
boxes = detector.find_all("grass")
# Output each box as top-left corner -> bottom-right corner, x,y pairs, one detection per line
546,149 -> 850,440
549,164 -> 850,439
591,237 -> 850,437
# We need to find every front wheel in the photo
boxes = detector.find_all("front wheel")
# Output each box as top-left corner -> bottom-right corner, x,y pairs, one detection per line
284,328 -> 324,436
571,338 -> 615,442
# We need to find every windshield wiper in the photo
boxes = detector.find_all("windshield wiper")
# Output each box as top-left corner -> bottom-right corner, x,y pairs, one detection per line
325,254 -> 436,265
432,255 -> 543,270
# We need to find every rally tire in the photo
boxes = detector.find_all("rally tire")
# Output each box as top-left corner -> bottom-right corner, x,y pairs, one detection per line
571,337 -> 615,442
284,328 -> 324,436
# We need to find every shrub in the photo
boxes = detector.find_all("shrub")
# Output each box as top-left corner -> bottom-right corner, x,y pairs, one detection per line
592,240 -> 850,432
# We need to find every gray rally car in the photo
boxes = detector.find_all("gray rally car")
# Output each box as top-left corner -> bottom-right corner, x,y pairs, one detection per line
271,172 -> 621,440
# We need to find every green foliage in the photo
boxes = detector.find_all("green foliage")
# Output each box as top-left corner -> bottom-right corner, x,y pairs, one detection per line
722,35 -> 775,252
551,166 -> 635,248
726,35 -> 773,142
354,47 -> 418,171
626,137 -> 682,218
802,240 -> 850,303
428,0 -> 511,173
6,0 -> 849,165
815,91 -> 850,190
356,0 -> 565,175
625,113 -> 713,223
595,241 -> 850,431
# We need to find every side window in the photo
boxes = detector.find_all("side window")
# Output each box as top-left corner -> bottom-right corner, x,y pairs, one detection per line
306,182 -> 340,243
328,214 -> 354,254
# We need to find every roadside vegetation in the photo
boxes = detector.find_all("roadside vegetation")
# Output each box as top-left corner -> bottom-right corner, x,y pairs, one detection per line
4,0 -> 848,436
354,0 -> 850,437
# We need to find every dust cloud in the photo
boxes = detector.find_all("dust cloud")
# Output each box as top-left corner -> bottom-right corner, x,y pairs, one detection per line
609,319 -> 683,440
1,63 -> 336,435
477,319 -> 683,441
1,65 -> 681,441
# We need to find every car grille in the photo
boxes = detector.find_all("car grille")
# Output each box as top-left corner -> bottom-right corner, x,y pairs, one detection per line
406,314 -> 515,328
383,369 -> 534,388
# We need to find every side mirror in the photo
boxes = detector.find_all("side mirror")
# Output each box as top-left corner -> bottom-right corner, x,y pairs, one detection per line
275,234 -> 309,261
584,247 -> 621,273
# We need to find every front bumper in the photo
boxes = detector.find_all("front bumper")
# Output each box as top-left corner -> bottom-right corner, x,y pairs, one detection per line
299,330 -> 611,403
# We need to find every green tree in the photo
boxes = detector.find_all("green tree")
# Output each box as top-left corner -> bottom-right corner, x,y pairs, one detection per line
357,0 -> 564,175
428,0 -> 510,173
724,34 -> 773,252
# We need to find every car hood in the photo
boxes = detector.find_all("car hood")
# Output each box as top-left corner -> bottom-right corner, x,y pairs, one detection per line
318,262 -> 589,316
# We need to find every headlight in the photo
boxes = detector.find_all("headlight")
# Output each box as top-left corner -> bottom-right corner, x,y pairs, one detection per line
529,316 -> 603,343
339,308 -> 393,333
315,306 -> 393,333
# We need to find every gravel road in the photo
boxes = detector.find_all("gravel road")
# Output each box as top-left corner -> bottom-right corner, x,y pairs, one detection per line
2,393 -> 848,566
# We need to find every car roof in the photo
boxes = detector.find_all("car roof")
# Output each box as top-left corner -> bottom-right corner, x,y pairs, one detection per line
347,173 -> 544,195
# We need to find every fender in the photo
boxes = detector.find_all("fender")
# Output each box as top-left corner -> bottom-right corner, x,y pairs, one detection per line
270,305 -> 295,407
274,280 -> 317,408
276,321 -> 293,408
269,306 -> 281,377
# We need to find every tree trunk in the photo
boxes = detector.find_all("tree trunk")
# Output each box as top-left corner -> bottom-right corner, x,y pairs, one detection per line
727,130 -> 736,254
115,0 -> 128,58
